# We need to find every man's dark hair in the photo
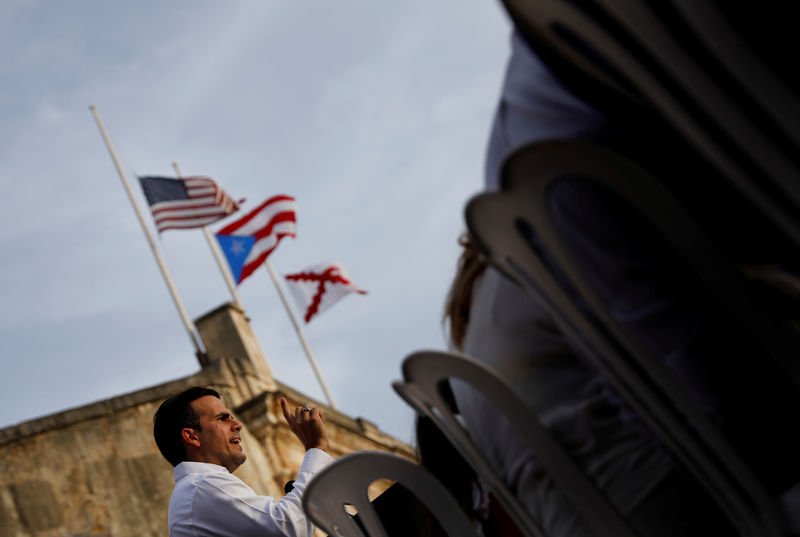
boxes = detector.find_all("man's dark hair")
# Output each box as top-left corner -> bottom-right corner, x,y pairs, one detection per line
153,386 -> 220,467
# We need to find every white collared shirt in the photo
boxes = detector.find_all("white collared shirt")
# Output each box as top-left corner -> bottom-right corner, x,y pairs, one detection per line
168,448 -> 334,537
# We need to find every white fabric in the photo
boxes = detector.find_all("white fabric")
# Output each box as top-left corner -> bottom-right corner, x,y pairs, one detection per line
169,448 -> 334,537
484,31 -> 616,190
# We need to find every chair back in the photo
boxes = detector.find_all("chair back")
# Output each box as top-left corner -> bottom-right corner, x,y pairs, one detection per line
393,349 -> 639,537
302,451 -> 480,537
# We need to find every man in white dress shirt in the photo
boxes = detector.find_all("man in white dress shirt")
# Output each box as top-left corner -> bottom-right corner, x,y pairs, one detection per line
153,386 -> 334,537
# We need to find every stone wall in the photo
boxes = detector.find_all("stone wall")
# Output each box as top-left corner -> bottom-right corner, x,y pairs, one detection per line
0,381 -> 182,537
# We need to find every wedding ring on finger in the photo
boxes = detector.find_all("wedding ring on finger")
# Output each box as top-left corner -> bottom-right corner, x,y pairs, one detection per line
302,405 -> 313,412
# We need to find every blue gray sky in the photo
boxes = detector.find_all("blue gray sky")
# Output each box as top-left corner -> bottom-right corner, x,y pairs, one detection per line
0,1 -> 511,444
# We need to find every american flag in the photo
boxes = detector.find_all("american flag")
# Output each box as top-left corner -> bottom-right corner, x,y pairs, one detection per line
215,195 -> 297,284
138,176 -> 241,233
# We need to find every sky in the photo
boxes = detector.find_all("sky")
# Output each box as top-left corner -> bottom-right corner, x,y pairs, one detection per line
0,1 -> 512,446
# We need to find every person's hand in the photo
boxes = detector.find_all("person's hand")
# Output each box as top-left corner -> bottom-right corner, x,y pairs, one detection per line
280,397 -> 330,452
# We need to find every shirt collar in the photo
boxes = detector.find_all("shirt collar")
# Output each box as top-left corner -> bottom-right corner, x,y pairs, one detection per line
173,461 -> 229,482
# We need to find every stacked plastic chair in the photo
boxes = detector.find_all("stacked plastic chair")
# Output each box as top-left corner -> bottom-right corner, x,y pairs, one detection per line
394,349 -> 640,537
456,1 -> 800,534
301,451 -> 481,537
499,0 -> 800,247
466,139 -> 800,536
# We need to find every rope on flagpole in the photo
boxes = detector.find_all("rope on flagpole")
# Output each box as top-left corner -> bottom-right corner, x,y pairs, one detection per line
171,162 -> 246,311
89,105 -> 208,364
264,260 -> 336,409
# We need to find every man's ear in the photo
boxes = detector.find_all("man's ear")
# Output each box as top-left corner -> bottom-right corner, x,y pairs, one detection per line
181,427 -> 201,447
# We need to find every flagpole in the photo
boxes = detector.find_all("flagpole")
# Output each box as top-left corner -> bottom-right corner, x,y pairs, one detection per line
89,105 -> 207,363
171,162 -> 245,311
264,260 -> 336,409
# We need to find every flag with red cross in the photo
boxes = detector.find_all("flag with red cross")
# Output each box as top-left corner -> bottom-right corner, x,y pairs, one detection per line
284,262 -> 367,323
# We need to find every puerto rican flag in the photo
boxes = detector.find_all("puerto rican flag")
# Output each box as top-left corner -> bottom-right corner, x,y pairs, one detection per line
284,263 -> 367,323
215,195 -> 296,284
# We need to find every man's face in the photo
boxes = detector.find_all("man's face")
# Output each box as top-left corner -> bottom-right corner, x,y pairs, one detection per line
187,395 -> 246,473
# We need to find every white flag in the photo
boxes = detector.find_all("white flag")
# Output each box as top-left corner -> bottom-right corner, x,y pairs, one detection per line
284,262 -> 366,323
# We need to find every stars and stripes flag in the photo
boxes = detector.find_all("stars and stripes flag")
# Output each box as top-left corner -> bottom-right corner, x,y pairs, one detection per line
284,262 -> 367,323
215,195 -> 297,284
138,176 -> 241,233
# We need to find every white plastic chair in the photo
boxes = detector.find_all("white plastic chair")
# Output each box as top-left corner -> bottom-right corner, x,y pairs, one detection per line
302,451 -> 481,537
393,349 -> 639,537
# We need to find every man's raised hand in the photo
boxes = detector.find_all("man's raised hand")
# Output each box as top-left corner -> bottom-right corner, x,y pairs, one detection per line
280,397 -> 330,452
